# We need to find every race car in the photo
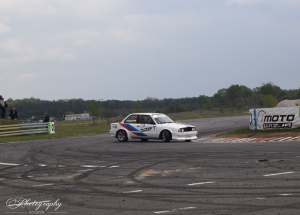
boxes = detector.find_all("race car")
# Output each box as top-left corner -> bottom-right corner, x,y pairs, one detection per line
109,113 -> 198,142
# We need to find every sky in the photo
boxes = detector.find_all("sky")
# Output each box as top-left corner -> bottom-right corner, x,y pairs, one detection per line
0,0 -> 299,101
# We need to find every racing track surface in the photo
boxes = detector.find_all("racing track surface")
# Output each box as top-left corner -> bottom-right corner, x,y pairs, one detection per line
1,116 -> 300,215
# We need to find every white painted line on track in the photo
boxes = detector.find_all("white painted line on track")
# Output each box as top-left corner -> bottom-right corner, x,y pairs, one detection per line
0,162 -> 22,166
154,207 -> 196,214
264,172 -> 295,177
76,169 -> 93,172
176,167 -> 201,171
108,165 -> 119,168
278,194 -> 293,196
154,211 -> 170,214
38,164 -> 47,167
188,182 -> 215,186
32,183 -> 54,187
123,190 -> 143,193
80,165 -> 106,168
256,197 -> 266,200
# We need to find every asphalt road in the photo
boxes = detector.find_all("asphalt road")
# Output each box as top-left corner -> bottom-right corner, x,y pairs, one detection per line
1,116 -> 300,215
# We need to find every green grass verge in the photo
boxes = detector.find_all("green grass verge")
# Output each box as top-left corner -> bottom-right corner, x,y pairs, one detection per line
0,119 -> 111,143
0,110 -> 248,143
0,118 -> 22,126
168,111 -> 248,121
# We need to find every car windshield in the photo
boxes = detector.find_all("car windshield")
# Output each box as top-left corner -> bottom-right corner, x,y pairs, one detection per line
154,116 -> 174,124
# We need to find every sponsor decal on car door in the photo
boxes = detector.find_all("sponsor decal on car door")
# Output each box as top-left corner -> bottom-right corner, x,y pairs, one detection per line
139,115 -> 157,138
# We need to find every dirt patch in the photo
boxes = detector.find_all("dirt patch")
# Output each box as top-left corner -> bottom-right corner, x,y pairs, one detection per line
36,173 -> 82,181
136,169 -> 176,180
138,169 -> 160,178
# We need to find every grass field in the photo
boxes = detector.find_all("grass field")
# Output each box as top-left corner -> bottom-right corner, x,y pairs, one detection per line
0,110 -> 249,143
0,118 -> 113,143
0,118 -> 22,126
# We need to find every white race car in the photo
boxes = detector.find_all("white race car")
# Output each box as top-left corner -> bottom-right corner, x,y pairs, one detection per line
110,113 -> 198,142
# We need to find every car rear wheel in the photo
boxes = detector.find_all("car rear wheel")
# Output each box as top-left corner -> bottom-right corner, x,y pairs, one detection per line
141,139 -> 149,142
162,130 -> 171,142
117,130 -> 128,142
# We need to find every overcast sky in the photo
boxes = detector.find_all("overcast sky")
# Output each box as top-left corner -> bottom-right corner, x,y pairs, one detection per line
1,0 -> 299,101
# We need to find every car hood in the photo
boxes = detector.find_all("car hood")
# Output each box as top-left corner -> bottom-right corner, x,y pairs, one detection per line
160,122 -> 194,128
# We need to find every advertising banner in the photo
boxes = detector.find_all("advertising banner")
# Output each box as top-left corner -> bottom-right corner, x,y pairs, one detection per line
249,107 -> 300,130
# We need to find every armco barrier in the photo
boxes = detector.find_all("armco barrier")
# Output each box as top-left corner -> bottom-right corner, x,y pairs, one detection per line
0,122 -> 55,137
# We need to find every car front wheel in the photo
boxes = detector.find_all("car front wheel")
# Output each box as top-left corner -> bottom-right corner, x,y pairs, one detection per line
162,130 -> 171,142
117,130 -> 128,142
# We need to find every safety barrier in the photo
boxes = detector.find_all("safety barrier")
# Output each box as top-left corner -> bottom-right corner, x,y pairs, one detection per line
0,122 -> 55,137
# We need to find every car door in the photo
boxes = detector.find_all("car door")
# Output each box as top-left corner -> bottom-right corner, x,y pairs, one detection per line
121,115 -> 141,139
138,115 -> 157,138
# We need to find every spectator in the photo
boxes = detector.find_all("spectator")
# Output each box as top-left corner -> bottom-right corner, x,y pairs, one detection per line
43,113 -> 49,122
0,95 -> 3,117
0,96 -> 7,118
9,108 -> 18,120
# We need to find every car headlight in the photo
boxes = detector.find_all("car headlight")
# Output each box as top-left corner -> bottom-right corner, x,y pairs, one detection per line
193,127 -> 196,131
178,128 -> 184,132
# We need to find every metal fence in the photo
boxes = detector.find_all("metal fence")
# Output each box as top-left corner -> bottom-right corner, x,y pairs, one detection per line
0,122 -> 55,137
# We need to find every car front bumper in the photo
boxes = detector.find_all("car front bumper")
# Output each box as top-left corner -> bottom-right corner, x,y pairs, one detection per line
172,131 -> 198,140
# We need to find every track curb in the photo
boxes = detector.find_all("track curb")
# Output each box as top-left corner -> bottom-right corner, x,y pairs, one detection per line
195,136 -> 300,143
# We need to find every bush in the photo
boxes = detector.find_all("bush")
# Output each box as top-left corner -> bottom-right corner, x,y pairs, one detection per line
263,95 -> 278,108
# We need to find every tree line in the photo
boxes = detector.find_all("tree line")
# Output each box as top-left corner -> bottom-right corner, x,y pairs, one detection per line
4,83 -> 300,120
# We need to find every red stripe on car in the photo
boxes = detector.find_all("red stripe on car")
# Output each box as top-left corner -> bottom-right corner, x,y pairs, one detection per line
118,123 -> 132,131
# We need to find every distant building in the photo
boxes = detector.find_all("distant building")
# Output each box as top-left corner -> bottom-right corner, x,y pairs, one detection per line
277,99 -> 300,107
65,113 -> 91,120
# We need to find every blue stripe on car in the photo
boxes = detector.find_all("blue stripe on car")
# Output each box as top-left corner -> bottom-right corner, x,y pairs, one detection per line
123,123 -> 139,131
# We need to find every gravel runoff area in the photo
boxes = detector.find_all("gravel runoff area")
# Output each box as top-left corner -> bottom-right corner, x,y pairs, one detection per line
0,115 -> 300,215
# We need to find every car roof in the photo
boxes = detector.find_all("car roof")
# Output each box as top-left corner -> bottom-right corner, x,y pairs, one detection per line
130,113 -> 163,115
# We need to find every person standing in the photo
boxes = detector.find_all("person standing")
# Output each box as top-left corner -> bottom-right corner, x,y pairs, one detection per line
0,96 -> 7,118
9,108 -> 18,120
0,95 -> 3,117
43,113 -> 50,122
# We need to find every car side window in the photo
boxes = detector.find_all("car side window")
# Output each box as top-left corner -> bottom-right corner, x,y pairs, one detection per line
124,115 -> 138,123
148,118 -> 155,125
139,115 -> 155,124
